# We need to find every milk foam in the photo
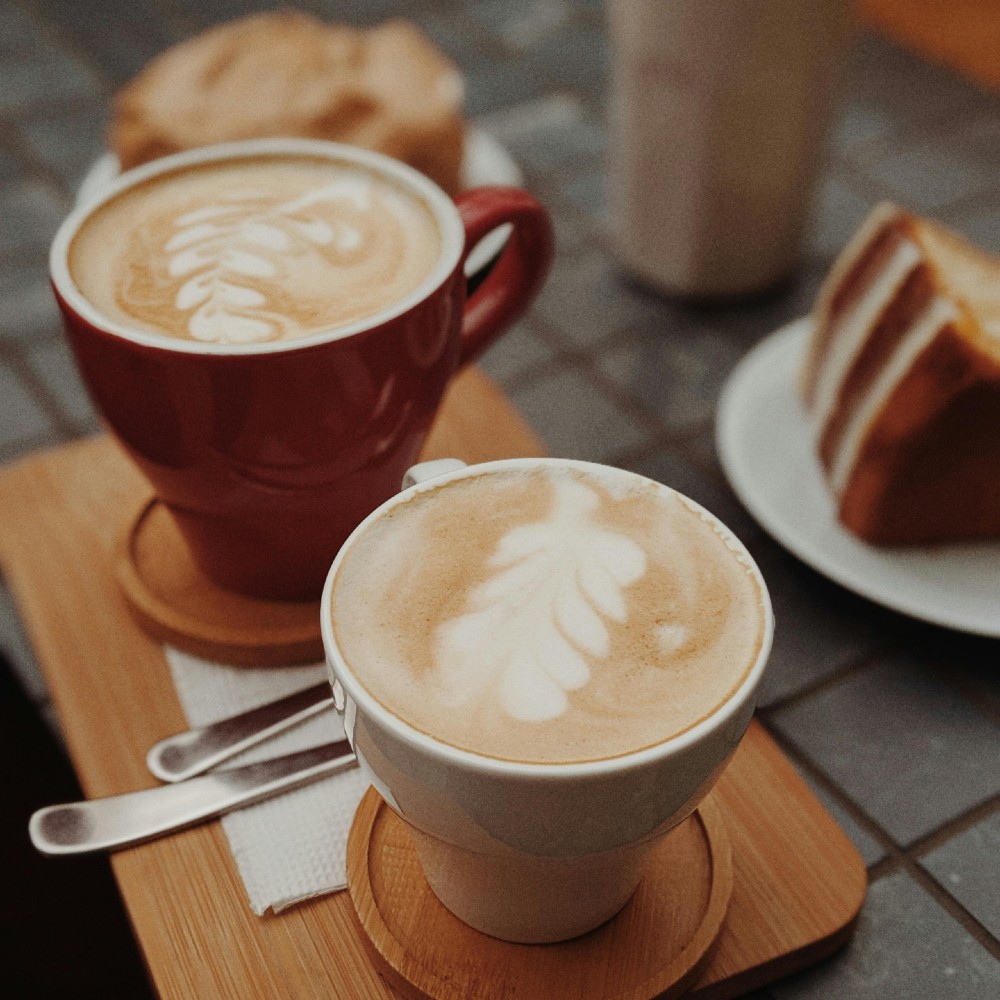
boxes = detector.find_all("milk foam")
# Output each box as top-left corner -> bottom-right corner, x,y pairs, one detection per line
69,157 -> 441,345
434,477 -> 647,722
332,466 -> 767,765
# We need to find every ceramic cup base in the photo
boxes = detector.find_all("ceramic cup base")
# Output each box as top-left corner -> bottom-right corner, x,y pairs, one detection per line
345,787 -> 733,1000
115,499 -> 323,666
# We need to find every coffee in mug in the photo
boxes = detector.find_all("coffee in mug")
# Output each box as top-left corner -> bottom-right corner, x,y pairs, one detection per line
331,462 -> 766,764
69,156 -> 442,345
323,458 -> 773,942
51,140 -> 554,600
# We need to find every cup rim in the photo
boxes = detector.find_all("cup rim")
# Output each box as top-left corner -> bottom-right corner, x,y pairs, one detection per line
49,137 -> 467,356
321,457 -> 775,778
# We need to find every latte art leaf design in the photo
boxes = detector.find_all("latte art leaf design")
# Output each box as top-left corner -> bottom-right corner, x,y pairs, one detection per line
433,478 -> 648,722
163,181 -> 372,344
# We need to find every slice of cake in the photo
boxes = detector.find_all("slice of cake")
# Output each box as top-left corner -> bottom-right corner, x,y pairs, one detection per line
800,202 -> 1000,544
109,13 -> 466,194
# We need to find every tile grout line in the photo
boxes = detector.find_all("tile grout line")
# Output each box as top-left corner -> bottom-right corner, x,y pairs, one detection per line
902,796 -> 1000,866
0,118 -> 75,208
763,701 -> 1000,956
873,840 -> 1000,961
521,306 -> 707,447
758,642 -> 899,717
11,0 -> 118,93
0,340 -> 83,443
758,709 -> 912,866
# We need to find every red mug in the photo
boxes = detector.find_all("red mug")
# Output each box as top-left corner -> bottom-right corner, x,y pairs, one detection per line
50,139 -> 553,600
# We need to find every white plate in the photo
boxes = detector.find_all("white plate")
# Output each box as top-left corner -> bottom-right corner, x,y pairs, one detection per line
716,317 -> 1000,636
75,127 -> 523,277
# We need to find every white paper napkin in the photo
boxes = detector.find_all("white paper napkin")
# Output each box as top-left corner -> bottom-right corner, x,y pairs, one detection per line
163,647 -> 370,915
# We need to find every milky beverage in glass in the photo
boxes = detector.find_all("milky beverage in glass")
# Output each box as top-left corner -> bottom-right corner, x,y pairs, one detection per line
609,0 -> 853,298
323,458 -> 773,942
69,156 -> 441,346
52,140 -> 554,600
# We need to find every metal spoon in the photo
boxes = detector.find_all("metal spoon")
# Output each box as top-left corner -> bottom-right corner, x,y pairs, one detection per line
30,740 -> 356,856
147,682 -> 334,782
146,459 -> 464,783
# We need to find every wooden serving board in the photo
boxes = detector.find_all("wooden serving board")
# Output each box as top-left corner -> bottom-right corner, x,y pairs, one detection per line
0,367 -> 866,999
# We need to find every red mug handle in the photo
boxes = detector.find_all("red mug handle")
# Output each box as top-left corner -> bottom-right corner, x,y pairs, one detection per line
454,187 -> 555,367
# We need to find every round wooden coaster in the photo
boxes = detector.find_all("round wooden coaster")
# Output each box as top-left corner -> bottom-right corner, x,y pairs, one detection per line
346,788 -> 733,1000
114,499 -> 323,666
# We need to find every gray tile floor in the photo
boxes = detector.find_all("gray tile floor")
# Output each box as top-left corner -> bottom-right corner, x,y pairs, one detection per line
1,1 -> 998,996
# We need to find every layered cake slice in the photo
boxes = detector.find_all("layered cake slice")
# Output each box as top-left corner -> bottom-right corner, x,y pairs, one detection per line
800,202 -> 1000,544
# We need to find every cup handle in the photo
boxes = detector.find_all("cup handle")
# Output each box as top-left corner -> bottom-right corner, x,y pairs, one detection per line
402,459 -> 467,490
454,187 -> 554,367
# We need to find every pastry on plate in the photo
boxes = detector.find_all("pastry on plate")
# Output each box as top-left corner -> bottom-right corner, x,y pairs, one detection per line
109,12 -> 466,193
800,202 -> 1000,544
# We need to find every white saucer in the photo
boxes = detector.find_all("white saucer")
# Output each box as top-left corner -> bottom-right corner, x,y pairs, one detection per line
716,318 -> 1000,637
75,128 -> 523,277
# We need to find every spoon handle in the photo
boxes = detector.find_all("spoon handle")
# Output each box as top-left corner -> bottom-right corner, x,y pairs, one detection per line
30,740 -> 356,856
146,682 -> 334,782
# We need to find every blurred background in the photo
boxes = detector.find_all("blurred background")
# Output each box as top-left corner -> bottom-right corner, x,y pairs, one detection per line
1,1 -> 998,997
